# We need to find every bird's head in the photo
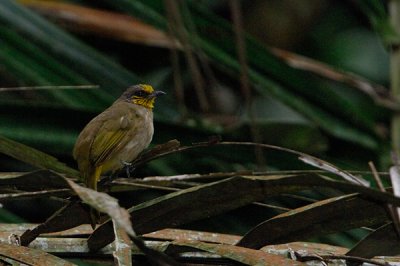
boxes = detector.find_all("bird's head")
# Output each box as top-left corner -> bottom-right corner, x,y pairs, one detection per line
121,84 -> 166,109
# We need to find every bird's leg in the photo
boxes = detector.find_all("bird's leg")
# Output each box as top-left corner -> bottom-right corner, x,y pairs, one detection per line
121,160 -> 136,178
98,172 -> 116,187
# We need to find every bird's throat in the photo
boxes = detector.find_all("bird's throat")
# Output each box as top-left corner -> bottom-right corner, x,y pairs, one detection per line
132,98 -> 155,109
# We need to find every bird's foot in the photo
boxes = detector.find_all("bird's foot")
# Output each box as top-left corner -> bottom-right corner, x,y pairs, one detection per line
121,161 -> 135,178
98,172 -> 116,187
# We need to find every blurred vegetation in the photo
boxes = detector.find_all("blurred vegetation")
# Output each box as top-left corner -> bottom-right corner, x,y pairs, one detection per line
0,0 -> 398,265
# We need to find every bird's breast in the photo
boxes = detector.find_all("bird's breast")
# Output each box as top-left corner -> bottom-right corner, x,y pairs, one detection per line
106,108 -> 154,171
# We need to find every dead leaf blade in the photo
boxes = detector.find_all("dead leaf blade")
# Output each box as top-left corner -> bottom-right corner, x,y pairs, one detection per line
20,0 -> 180,48
237,194 -> 386,249
173,240 -> 305,265
0,242 -> 75,266
113,220 -> 133,266
88,174 -> 400,251
65,179 -> 134,237
299,155 -> 369,186
20,201 -> 90,246
347,222 -> 400,258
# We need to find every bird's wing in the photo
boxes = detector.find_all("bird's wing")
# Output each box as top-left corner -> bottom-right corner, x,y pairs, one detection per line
90,109 -> 140,167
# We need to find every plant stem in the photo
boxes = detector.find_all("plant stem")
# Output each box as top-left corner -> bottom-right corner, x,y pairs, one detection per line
390,0 -> 400,152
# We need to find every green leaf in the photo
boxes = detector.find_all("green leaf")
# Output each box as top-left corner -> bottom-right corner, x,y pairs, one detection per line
0,134 -> 79,177
0,0 -> 143,108
104,0 -> 379,148
356,0 -> 400,46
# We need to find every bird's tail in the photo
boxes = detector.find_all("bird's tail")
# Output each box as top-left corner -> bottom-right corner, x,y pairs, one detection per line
86,165 -> 102,191
85,165 -> 102,229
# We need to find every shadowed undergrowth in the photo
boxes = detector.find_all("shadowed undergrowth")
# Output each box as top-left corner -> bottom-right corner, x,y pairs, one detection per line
0,136 -> 398,265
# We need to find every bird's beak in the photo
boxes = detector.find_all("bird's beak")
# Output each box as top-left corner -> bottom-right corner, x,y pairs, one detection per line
149,90 -> 166,98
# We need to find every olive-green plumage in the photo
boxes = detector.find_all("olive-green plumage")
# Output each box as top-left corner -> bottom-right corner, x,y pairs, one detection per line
73,84 -> 165,191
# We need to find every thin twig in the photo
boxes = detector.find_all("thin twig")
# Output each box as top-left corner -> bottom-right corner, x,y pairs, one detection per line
165,0 -> 187,118
230,0 -> 265,169
164,0 -> 209,112
0,85 -> 99,92
221,142 -> 368,186
141,169 -> 389,182
252,202 -> 291,212
0,189 -> 71,200
230,0 -> 251,108
370,161 -> 400,238
131,140 -> 371,187
369,161 -> 386,190
261,169 -> 388,176
115,176 -> 290,212
111,180 -> 180,192
295,251 -> 389,266
180,1 -> 219,90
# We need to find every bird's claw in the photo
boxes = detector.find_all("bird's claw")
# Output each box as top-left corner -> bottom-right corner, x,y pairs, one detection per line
98,172 -> 115,187
121,161 -> 135,178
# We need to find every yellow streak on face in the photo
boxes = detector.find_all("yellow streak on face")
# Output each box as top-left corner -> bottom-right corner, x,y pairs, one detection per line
132,84 -> 156,109
133,98 -> 155,109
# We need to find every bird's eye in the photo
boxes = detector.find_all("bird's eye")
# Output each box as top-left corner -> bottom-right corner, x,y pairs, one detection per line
134,90 -> 147,97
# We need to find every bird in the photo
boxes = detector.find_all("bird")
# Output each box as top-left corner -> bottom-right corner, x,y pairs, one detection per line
73,84 -> 165,191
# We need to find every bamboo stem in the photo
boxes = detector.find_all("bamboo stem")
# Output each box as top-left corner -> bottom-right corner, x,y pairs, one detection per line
390,0 -> 400,152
